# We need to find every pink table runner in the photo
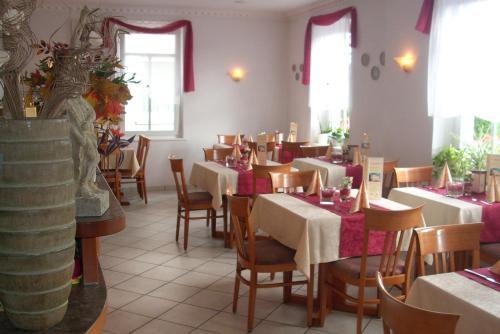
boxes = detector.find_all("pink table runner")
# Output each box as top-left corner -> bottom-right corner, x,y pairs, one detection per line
315,157 -> 363,188
215,161 -> 270,196
289,193 -> 388,258
457,268 -> 500,292
419,187 -> 500,243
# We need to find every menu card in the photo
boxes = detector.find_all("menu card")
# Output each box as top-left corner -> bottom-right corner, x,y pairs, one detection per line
257,134 -> 267,165
287,122 -> 298,142
486,154 -> 500,188
363,157 -> 384,200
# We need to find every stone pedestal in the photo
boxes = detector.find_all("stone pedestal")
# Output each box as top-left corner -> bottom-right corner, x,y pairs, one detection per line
76,190 -> 109,217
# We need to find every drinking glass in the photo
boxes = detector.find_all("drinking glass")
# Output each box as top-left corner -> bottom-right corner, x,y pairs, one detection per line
320,186 -> 335,205
446,179 -> 464,198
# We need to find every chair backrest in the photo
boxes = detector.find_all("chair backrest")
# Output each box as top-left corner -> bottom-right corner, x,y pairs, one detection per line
228,196 -> 255,264
300,145 -> 329,158
281,141 -> 309,160
169,157 -> 190,206
383,160 -> 399,196
376,272 -> 459,334
218,134 -> 242,145
269,170 -> 316,193
361,207 -> 424,288
251,163 -> 292,199
248,141 -> 276,154
203,147 -> 234,161
394,166 -> 433,187
413,223 -> 482,276
137,135 -> 151,172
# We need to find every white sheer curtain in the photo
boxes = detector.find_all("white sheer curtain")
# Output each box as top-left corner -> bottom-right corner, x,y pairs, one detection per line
428,0 -> 500,122
309,16 -> 351,137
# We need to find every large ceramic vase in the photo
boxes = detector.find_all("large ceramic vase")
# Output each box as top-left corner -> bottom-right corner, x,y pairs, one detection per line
0,118 -> 76,330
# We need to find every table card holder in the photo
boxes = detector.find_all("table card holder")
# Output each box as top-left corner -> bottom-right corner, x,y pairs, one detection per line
435,161 -> 452,188
486,154 -> 500,190
25,106 -> 37,118
248,135 -> 254,142
287,122 -> 298,142
350,179 -> 370,213
486,175 -> 500,203
248,150 -> 258,169
364,157 -> 384,200
257,134 -> 267,165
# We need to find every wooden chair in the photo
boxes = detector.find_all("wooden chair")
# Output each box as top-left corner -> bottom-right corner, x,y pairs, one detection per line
394,166 -> 433,187
218,134 -> 243,145
280,141 -> 309,163
322,206 -> 424,334
228,196 -> 312,332
412,223 -> 482,278
269,170 -> 316,193
480,242 -> 500,265
375,272 -> 459,334
203,147 -> 234,161
100,148 -> 122,203
251,163 -> 291,200
169,157 -> 227,250
300,145 -> 329,158
264,133 -> 276,142
122,135 -> 151,204
382,160 -> 399,198
248,141 -> 276,161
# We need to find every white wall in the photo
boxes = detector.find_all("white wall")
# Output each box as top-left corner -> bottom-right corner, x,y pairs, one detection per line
29,4 -> 289,188
286,0 -> 433,166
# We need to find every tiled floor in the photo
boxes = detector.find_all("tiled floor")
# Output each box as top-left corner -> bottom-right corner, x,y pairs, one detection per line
101,189 -> 383,334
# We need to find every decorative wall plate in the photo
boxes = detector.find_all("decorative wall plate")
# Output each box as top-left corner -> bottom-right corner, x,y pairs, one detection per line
379,51 -> 386,66
292,64 -> 296,72
371,66 -> 380,80
299,63 -> 304,72
295,72 -> 300,81
361,53 -> 370,67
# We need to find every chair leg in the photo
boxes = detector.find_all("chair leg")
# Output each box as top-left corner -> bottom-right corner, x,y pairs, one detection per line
176,205 -> 181,241
137,181 -> 143,199
233,263 -> 241,313
247,271 -> 258,332
356,284 -> 366,334
142,179 -> 148,204
283,271 -> 292,303
270,272 -> 275,280
183,210 -> 190,250
211,209 -> 217,238
307,265 -> 314,327
206,209 -> 210,227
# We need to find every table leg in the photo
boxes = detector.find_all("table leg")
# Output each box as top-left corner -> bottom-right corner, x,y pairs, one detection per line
81,238 -> 100,285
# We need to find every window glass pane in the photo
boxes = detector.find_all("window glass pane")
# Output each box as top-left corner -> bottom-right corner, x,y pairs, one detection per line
124,55 -> 150,132
124,33 -> 176,55
150,56 -> 175,131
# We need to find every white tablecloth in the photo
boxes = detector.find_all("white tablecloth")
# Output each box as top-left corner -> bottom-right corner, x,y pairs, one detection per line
108,147 -> 140,177
250,193 -> 412,277
292,158 -> 347,187
406,272 -> 500,334
388,187 -> 482,227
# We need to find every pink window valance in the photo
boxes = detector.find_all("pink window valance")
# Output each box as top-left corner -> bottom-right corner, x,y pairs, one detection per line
302,7 -> 358,86
102,18 -> 195,92
415,0 -> 435,34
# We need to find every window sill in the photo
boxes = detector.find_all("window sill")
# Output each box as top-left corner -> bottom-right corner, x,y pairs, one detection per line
125,134 -> 186,142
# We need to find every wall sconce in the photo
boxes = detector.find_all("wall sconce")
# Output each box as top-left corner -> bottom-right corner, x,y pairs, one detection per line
394,52 -> 417,72
229,67 -> 245,82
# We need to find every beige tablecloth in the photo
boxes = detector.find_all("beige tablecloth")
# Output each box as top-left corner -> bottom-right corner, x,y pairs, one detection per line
250,192 -> 412,277
388,187 -> 482,227
108,147 -> 140,177
292,158 -> 347,187
406,272 -> 500,334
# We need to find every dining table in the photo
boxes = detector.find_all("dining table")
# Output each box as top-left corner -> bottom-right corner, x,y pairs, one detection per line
388,186 -> 500,243
292,157 -> 363,189
249,190 -> 415,325
406,269 -> 500,334
108,147 -> 140,177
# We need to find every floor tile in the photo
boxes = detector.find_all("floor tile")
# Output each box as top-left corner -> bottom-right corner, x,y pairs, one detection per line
140,265 -> 187,281
107,247 -> 147,260
362,319 -> 383,334
102,270 -> 134,287
184,289 -> 233,310
107,288 -> 142,308
173,271 -> 222,288
163,256 -> 207,270
225,296 -> 281,319
132,319 -> 193,334
199,311 -> 252,334
207,277 -> 248,295
148,282 -> 200,302
155,242 -> 187,255
121,295 -> 177,318
103,310 -> 151,334
186,247 -> 225,259
194,261 -> 235,276
134,251 -> 177,265
159,303 -> 218,327
99,255 -> 128,269
129,239 -> 170,251
266,304 -> 309,327
252,320 -> 308,334
111,260 -> 157,275
115,276 -> 166,294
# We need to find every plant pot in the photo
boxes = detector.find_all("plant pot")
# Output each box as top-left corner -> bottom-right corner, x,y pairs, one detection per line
0,118 -> 75,330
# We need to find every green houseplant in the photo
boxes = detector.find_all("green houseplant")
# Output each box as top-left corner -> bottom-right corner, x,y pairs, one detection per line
432,145 -> 472,179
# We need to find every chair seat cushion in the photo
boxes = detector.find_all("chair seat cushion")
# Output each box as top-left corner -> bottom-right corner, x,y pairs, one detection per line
246,239 -> 296,266
481,242 -> 500,261
188,191 -> 213,205
328,255 -> 405,279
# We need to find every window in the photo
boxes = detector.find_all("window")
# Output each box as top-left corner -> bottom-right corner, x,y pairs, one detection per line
428,0 -> 500,152
121,32 -> 181,136
309,16 -> 352,138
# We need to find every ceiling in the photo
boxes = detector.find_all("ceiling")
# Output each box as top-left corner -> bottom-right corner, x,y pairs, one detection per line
58,0 -> 323,12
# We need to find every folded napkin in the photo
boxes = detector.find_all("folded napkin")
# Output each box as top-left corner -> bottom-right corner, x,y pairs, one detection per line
248,135 -> 254,142
287,133 -> 296,142
435,161 -> 452,188
232,145 -> 242,161
305,169 -> 323,196
234,132 -> 242,146
352,147 -> 362,166
248,150 -> 258,167
486,175 -> 500,203
490,260 -> 500,275
350,179 -> 370,213
325,142 -> 333,159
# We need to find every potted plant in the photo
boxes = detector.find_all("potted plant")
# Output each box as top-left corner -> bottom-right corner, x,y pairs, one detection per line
432,145 -> 472,179
318,115 -> 332,145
